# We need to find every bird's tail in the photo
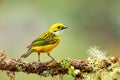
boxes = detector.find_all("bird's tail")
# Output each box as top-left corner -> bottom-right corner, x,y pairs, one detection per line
20,49 -> 34,60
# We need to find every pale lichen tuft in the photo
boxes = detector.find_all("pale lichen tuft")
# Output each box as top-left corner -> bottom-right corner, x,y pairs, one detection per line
87,45 -> 107,60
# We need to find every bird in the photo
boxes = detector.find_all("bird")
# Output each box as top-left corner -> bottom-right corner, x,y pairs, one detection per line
20,23 -> 67,62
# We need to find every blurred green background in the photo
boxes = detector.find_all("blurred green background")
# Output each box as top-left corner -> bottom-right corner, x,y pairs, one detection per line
0,0 -> 120,80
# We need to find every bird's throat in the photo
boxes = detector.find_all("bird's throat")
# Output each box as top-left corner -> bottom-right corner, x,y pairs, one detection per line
49,30 -> 62,36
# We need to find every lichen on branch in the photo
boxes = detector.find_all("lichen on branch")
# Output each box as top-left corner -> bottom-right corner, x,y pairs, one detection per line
0,46 -> 120,80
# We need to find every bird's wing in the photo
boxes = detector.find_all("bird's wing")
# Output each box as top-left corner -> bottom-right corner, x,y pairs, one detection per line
27,32 -> 58,49
33,38 -> 57,46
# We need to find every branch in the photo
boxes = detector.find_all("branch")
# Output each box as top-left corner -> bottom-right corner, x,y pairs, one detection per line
0,50 -> 120,80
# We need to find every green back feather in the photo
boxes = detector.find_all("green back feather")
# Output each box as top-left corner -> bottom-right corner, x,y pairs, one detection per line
27,31 -> 58,49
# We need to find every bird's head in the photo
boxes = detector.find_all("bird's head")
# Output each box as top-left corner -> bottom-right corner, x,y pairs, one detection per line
49,23 -> 67,34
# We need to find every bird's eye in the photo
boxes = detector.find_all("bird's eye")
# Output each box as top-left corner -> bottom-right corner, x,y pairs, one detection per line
57,26 -> 61,29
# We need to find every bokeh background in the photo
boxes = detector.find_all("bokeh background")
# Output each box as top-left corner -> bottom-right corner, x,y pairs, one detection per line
0,0 -> 120,80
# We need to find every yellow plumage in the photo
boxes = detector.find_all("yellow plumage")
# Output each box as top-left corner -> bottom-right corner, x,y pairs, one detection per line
20,23 -> 67,61
31,34 -> 60,53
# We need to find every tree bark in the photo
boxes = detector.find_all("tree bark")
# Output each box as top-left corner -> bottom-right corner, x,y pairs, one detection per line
0,51 -> 120,80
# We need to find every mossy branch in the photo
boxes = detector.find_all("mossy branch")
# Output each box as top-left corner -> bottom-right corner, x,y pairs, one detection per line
0,49 -> 120,80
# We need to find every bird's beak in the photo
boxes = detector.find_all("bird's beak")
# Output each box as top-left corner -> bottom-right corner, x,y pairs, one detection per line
62,26 -> 68,30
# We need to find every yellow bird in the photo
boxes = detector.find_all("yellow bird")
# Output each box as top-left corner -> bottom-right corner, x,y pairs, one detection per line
20,23 -> 67,61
